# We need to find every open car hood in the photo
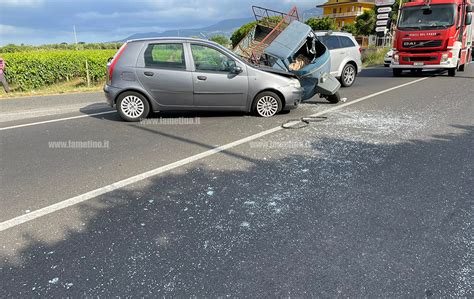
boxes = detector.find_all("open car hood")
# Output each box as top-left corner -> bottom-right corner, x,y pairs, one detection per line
255,65 -> 297,78
264,21 -> 312,60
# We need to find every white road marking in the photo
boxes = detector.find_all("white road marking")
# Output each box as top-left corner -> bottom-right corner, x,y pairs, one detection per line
0,76 -> 429,232
0,104 -> 112,123
0,110 -> 116,131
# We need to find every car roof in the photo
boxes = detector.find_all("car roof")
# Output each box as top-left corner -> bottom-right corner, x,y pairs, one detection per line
127,37 -> 217,44
314,31 -> 354,38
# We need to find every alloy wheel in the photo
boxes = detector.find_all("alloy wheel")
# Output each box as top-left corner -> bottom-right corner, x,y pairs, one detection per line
343,65 -> 355,86
256,96 -> 279,117
120,95 -> 145,118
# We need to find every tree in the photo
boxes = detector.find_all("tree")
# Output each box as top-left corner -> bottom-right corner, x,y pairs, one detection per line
305,17 -> 337,31
209,35 -> 231,48
354,9 -> 376,36
341,23 -> 357,35
230,21 -> 257,48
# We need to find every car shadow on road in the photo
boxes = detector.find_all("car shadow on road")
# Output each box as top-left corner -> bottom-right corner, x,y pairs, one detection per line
2,125 -> 473,297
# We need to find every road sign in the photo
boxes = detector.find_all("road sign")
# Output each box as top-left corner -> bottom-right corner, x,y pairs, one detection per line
377,13 -> 390,20
375,0 -> 396,6
376,27 -> 388,33
377,19 -> 389,26
377,6 -> 393,13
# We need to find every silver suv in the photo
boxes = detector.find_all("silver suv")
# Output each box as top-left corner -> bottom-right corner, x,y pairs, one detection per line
315,31 -> 363,87
104,38 -> 304,121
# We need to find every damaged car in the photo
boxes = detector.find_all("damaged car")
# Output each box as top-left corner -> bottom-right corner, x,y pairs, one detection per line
259,20 -> 341,103
104,37 -> 304,121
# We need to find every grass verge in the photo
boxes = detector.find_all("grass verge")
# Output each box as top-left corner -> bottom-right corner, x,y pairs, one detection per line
362,47 -> 390,67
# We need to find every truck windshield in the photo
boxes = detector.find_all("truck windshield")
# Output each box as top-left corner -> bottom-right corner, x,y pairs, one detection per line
398,4 -> 456,30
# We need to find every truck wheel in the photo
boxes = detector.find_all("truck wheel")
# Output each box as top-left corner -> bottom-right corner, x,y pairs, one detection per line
458,63 -> 466,72
448,68 -> 456,77
252,91 -> 282,118
117,91 -> 150,122
393,69 -> 403,77
326,91 -> 341,104
340,63 -> 356,87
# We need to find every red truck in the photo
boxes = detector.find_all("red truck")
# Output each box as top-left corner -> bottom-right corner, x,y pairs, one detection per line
391,0 -> 473,76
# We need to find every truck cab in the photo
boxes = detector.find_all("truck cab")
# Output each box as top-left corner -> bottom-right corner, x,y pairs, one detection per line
391,0 -> 473,76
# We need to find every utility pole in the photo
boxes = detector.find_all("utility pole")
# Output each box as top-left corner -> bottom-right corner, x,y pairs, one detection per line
73,25 -> 78,45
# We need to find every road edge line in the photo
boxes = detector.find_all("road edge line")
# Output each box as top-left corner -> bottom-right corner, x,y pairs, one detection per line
0,111 -> 116,131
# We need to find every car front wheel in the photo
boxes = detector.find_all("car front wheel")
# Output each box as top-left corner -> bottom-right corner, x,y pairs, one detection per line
117,92 -> 150,122
340,63 -> 356,87
253,91 -> 282,118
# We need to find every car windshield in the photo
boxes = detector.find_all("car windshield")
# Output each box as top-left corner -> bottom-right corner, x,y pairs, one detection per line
398,4 -> 456,30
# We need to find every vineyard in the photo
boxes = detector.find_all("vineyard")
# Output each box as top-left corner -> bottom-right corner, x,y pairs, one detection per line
2,49 -> 117,91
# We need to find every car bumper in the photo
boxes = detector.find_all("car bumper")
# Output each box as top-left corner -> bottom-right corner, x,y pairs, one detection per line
390,51 -> 458,69
281,86 -> 303,110
390,63 -> 456,69
103,84 -> 121,107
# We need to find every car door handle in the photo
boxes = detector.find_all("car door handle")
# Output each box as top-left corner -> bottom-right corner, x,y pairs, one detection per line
144,71 -> 154,77
197,76 -> 207,81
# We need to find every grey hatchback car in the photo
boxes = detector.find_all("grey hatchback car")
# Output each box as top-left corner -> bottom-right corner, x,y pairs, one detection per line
104,37 -> 304,121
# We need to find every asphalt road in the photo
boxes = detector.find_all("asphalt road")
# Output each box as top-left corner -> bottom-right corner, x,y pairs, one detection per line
0,66 -> 473,296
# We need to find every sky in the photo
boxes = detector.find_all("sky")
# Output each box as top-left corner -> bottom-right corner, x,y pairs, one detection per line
0,0 -> 320,46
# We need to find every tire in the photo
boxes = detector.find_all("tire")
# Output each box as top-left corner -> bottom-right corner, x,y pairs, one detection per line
458,63 -> 465,72
340,63 -> 356,87
448,67 -> 456,77
252,91 -> 282,118
393,69 -> 403,77
326,91 -> 341,104
384,64 -> 390,67
116,91 -> 150,122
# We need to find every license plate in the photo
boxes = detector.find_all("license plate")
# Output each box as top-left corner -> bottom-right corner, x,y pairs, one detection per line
413,62 -> 424,66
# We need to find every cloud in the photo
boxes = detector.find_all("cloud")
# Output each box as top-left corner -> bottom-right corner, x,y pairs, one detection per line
0,0 -> 320,45
2,0 -> 44,7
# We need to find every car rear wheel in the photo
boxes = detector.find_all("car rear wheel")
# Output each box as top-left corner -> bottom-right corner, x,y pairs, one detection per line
340,64 -> 356,87
117,92 -> 150,122
253,91 -> 282,118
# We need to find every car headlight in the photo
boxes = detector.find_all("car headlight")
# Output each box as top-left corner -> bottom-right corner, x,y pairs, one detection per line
289,79 -> 301,88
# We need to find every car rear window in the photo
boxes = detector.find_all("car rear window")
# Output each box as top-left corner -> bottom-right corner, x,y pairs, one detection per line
144,43 -> 185,69
339,36 -> 356,48
319,36 -> 341,50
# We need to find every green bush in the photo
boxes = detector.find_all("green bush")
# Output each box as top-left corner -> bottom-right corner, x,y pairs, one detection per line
362,47 -> 390,66
305,17 -> 337,31
2,49 -> 116,90
209,35 -> 231,48
231,21 -> 257,48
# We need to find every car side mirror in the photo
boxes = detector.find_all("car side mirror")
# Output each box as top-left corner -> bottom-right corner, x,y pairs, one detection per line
231,66 -> 243,74
466,13 -> 472,25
